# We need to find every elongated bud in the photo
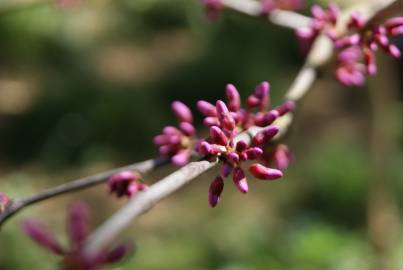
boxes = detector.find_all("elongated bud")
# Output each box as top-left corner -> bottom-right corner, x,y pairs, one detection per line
235,140 -> 248,152
227,152 -> 240,164
273,145 -> 292,170
203,116 -> 220,127
179,122 -> 195,136
274,100 -> 296,116
221,162 -> 233,177
208,176 -> 224,207
172,150 -> 190,166
255,81 -> 270,110
233,167 -> 248,193
385,17 -> 403,29
226,84 -> 241,111
163,126 -> 181,135
210,126 -> 228,145
216,100 -> 236,130
22,220 -> 65,255
252,126 -> 279,145
171,101 -> 193,123
364,48 -> 377,75
197,100 -> 217,117
249,163 -> 283,180
245,147 -> 263,160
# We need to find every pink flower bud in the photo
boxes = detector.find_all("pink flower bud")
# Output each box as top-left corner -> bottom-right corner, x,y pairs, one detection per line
385,17 -> 403,29
210,126 -> 228,145
22,220 -> 65,255
171,101 -> 193,123
226,84 -> 241,111
390,26 -> 403,36
227,152 -> 240,164
249,163 -> 283,180
108,171 -> 141,197
221,162 -> 233,177
197,100 -> 217,117
179,122 -> 196,136
274,100 -> 295,116
252,126 -> 279,145
233,167 -> 248,193
208,176 -> 224,207
247,95 -> 260,108
245,147 -> 263,160
172,150 -> 190,166
273,145 -> 292,170
235,140 -> 248,152
163,126 -> 180,135
203,116 -> 220,127
387,44 -> 401,58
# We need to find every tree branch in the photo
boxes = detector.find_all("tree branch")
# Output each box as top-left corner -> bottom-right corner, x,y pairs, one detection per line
0,158 -> 168,227
221,0 -> 311,30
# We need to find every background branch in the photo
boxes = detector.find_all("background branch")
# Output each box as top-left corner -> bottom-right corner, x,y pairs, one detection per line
221,0 -> 311,30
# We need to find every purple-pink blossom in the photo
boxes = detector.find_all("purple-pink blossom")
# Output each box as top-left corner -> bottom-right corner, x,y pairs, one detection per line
196,82 -> 293,207
154,101 -> 196,166
22,202 -> 131,270
108,171 -> 147,198
296,3 -> 403,86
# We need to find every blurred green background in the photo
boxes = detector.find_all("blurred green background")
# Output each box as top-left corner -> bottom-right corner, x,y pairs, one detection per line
0,0 -> 403,269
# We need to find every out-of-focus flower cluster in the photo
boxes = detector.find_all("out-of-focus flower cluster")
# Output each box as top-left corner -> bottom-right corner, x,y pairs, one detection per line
154,101 -> 196,166
153,82 -> 294,207
296,4 -> 403,86
108,171 -> 148,198
22,202 -> 131,270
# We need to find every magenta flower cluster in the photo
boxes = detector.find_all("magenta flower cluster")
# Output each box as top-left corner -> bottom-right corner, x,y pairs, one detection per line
296,4 -> 403,86
196,82 -> 294,207
22,202 -> 131,270
153,82 -> 294,207
108,170 -> 148,198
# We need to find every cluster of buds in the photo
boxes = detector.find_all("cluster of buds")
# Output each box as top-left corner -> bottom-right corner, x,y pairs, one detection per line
260,0 -> 304,15
153,101 -> 196,166
196,82 -> 295,207
107,171 -> 147,198
334,15 -> 403,86
197,82 -> 295,131
22,202 -> 131,270
296,4 -> 403,86
295,4 -> 339,53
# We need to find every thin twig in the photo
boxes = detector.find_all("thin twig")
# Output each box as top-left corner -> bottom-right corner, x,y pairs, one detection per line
0,158 -> 168,227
